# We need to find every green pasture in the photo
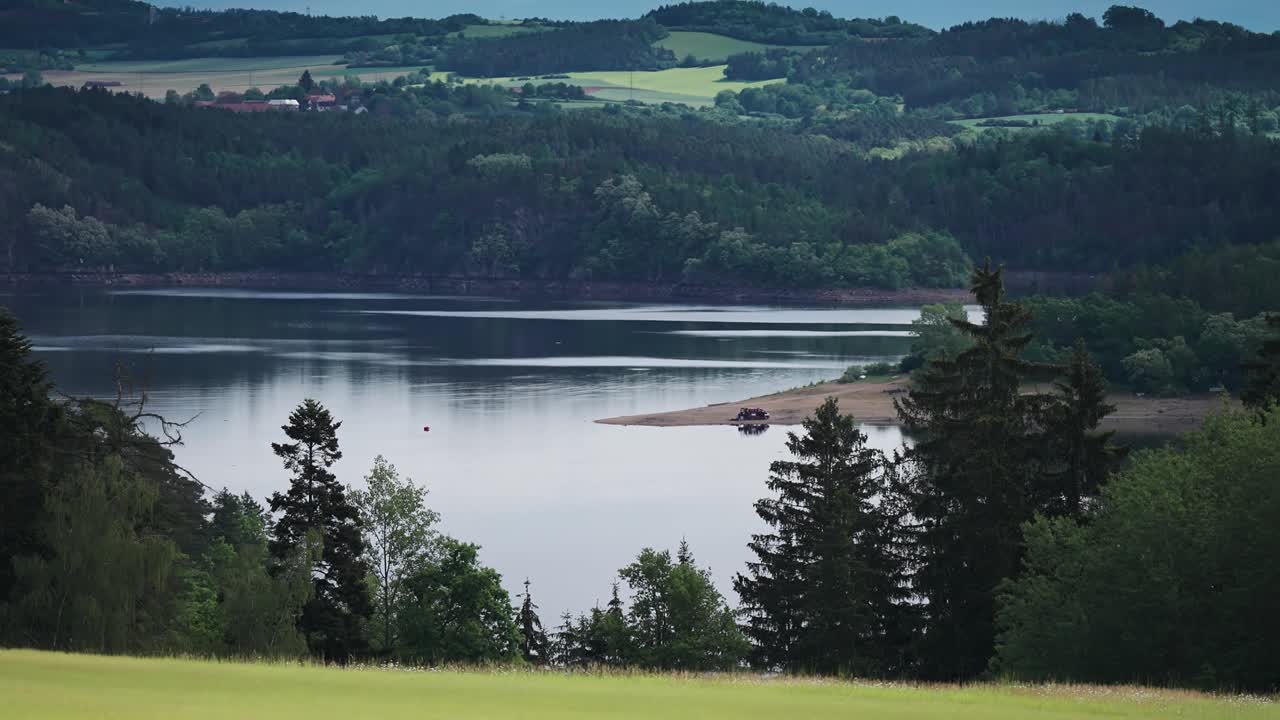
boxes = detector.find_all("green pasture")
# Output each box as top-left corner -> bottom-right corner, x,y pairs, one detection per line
654,31 -> 825,63
454,23 -> 550,39
950,112 -> 1123,129
2,650 -> 1273,720
468,65 -> 784,106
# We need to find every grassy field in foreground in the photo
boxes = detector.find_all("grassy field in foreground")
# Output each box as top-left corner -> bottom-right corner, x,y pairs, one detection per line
2,650 -> 1273,720
654,31 -> 825,62
951,112 -> 1124,129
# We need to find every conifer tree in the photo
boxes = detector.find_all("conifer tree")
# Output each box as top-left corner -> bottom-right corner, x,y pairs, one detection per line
1041,340 -> 1125,517
298,69 -> 315,93
0,308 -> 61,604
599,581 -> 631,665
894,261 -> 1058,680
268,399 -> 371,663
517,578 -> 550,665
735,397 -> 909,676
1243,313 -> 1280,415
551,611 -> 582,667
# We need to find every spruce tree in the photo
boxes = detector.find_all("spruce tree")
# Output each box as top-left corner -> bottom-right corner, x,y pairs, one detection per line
1041,340 -> 1125,517
735,397 -> 909,676
894,261 -> 1056,680
0,308 -> 61,605
551,611 -> 581,667
268,399 -> 371,663
599,581 -> 631,665
1243,313 -> 1280,415
517,578 -> 550,665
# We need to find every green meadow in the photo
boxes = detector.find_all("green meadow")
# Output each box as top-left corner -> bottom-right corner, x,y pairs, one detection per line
654,31 -> 825,62
455,23 -> 551,39
2,650 -> 1273,720
950,112 -> 1124,129
483,65 -> 784,105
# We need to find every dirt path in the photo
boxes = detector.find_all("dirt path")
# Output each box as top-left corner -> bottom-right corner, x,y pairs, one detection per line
597,378 -> 1232,434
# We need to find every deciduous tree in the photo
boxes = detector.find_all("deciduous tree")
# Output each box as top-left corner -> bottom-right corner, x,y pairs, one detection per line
349,455 -> 438,655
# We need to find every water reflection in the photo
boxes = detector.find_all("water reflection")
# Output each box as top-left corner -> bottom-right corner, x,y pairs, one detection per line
6,289 -> 915,619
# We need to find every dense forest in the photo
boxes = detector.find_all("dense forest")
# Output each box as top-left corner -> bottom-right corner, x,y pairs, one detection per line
442,20 -> 677,77
721,9 -> 1280,121
0,0 -> 479,60
4,267 -> 1278,688
2,88 -> 1278,291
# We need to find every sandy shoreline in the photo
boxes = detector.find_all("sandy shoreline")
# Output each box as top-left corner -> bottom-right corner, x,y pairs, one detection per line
596,378 -> 1231,434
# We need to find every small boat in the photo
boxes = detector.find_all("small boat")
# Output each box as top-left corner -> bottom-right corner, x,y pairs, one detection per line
735,407 -> 770,422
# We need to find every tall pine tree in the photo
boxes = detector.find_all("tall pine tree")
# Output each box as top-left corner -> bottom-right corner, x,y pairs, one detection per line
735,397 -> 910,676
268,399 -> 371,663
893,261 -> 1056,680
517,578 -> 550,665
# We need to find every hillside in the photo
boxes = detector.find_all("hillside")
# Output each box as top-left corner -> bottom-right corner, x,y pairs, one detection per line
2,88 -> 1278,293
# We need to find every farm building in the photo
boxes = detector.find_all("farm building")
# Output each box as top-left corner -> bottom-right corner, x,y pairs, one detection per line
307,93 -> 337,110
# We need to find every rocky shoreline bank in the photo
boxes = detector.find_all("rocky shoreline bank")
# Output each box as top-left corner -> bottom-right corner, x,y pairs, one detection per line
0,272 -> 971,306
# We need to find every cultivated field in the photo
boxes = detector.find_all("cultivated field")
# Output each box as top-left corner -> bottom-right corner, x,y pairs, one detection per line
654,31 -> 825,62
2,651 -> 1271,720
951,112 -> 1124,129
473,65 -> 784,106
12,56 -> 423,100
11,53 -> 777,106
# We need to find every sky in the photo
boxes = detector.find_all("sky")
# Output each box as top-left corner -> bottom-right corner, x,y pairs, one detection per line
164,1 -> 1280,32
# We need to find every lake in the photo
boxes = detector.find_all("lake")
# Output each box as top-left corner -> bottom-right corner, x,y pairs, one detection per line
7,288 -> 919,620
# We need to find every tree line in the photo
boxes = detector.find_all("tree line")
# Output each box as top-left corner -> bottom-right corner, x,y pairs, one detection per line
644,1 -> 930,45
3,265 -> 1278,688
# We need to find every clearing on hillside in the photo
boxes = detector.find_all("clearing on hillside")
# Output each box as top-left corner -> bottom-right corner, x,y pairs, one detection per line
654,31 -> 825,63
950,113 -> 1124,130
2,650 -> 1273,720
454,23 -> 550,39
469,65 -> 784,106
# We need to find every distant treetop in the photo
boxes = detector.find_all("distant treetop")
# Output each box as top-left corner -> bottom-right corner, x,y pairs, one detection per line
645,1 -> 933,44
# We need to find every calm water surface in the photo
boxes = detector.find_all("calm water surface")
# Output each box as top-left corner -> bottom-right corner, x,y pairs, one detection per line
9,289 -> 923,618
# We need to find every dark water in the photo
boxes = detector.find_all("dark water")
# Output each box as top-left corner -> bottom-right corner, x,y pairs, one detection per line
7,288 -> 926,619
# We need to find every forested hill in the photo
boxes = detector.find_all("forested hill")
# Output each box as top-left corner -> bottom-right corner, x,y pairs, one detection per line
645,1 -> 932,43
722,10 -> 1280,119
3,88 -> 1279,289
